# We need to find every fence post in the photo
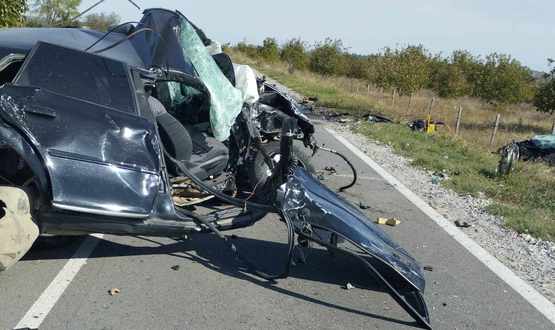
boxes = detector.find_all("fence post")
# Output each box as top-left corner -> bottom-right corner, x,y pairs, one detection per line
367,84 -> 370,97
489,113 -> 501,147
455,105 -> 463,136
552,121 -> 555,134
392,88 -> 397,106
407,93 -> 413,113
427,97 -> 436,117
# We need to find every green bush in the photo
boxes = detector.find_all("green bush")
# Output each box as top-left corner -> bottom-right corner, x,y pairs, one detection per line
0,0 -> 27,27
534,60 -> 555,114
258,37 -> 280,62
309,38 -> 347,76
280,38 -> 309,71
231,37 -> 538,105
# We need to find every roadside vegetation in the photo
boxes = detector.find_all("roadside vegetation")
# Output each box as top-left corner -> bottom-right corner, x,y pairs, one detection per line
1,0 -> 120,31
227,40 -> 555,240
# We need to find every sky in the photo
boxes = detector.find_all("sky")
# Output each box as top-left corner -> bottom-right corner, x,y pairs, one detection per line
79,0 -> 555,72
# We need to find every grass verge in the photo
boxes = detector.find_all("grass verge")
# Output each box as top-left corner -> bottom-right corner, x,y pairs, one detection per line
355,124 -> 554,240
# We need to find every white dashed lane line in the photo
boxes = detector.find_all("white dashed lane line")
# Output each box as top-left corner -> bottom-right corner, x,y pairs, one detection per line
14,234 -> 104,330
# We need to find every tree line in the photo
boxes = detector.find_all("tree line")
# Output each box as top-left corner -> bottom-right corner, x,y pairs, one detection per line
1,0 -> 119,31
234,37 -> 554,113
2,1 -> 554,114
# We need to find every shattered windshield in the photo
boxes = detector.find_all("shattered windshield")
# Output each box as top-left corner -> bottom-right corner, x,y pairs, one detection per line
176,15 -> 243,141
15,42 -> 135,113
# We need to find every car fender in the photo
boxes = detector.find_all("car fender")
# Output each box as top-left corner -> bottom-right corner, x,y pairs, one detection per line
0,122 -> 50,199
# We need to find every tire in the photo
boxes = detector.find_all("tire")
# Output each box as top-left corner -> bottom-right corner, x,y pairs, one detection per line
246,141 -> 315,202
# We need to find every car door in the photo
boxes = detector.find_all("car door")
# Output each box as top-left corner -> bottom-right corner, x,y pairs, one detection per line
8,42 -> 161,218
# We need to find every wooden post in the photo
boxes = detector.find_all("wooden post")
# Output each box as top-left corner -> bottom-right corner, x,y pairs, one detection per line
489,113 -> 501,147
552,121 -> 555,134
455,105 -> 463,136
407,93 -> 413,113
427,97 -> 436,117
392,88 -> 397,106
367,84 -> 370,96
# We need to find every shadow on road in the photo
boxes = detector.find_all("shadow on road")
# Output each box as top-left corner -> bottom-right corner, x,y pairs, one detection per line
22,233 -> 418,328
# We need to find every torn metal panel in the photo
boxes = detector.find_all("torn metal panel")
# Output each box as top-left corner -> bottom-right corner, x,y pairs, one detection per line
0,187 -> 39,272
280,168 -> 430,328
280,168 -> 426,291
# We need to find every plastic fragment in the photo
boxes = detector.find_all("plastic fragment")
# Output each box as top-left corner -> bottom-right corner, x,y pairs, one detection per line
454,220 -> 471,228
376,217 -> 401,227
108,288 -> 120,296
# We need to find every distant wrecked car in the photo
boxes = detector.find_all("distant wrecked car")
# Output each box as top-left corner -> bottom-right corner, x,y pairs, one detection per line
0,9 -> 431,329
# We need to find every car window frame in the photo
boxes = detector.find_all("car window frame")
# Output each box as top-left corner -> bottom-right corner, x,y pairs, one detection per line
13,42 -> 140,116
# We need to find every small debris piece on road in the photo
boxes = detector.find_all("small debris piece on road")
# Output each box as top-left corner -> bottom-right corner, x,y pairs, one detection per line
424,266 -> 434,272
358,201 -> 370,210
171,265 -> 181,271
344,282 -> 355,290
324,166 -> 337,174
376,217 -> 401,227
108,288 -> 120,296
454,220 -> 472,228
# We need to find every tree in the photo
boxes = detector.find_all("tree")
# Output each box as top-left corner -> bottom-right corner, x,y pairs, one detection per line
534,59 -> 555,114
258,37 -> 280,62
280,38 -> 309,71
475,53 -> 535,104
0,0 -> 27,27
30,0 -> 81,26
82,12 -> 120,31
395,45 -> 430,96
310,38 -> 346,76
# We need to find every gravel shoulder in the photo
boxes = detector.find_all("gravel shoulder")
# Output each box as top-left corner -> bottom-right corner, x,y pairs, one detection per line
264,77 -> 555,304
329,122 -> 555,303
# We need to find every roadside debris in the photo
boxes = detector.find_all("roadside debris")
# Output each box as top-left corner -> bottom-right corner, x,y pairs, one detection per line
454,220 -> 472,228
324,166 -> 337,174
375,217 -> 401,227
108,288 -> 121,296
171,265 -> 181,271
423,266 -> 434,272
498,135 -> 555,175
358,201 -> 371,210
431,171 -> 448,185
409,119 -> 445,134
367,114 -> 393,124
344,282 -> 356,290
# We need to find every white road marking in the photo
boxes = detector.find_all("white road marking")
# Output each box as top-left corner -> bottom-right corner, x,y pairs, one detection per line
331,173 -> 382,181
14,234 -> 104,330
326,128 -> 555,325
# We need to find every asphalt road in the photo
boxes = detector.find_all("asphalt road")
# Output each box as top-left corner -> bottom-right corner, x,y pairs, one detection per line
1,123 -> 553,330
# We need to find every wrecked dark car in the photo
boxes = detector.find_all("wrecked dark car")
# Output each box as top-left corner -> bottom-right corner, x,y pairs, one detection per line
0,9 -> 431,329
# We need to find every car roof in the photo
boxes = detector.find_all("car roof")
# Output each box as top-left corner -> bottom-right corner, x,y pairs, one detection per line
0,27 -> 145,67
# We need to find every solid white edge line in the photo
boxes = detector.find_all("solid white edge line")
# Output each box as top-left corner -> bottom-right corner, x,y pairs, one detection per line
326,128 -> 555,325
14,234 -> 104,330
